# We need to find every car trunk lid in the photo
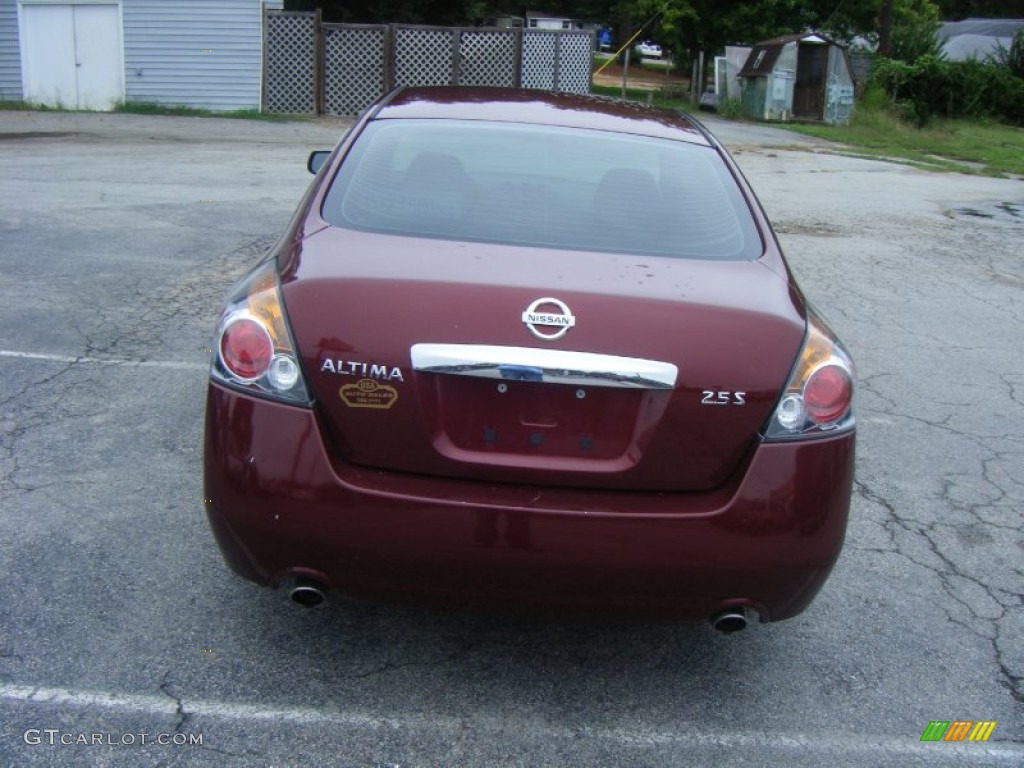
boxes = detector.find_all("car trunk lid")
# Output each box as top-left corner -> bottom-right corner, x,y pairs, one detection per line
281,228 -> 805,492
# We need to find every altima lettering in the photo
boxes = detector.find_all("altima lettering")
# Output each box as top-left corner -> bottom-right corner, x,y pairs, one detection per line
701,390 -> 746,405
320,359 -> 404,382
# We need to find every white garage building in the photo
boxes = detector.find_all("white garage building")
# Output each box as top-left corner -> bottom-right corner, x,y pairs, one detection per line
0,0 -> 280,111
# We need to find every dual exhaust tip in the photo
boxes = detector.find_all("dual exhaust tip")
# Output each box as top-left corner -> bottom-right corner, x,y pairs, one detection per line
289,579 -> 751,633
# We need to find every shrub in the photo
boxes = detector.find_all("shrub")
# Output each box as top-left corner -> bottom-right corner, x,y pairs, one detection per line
988,29 -> 1024,79
872,55 -> 1024,126
717,98 -> 744,120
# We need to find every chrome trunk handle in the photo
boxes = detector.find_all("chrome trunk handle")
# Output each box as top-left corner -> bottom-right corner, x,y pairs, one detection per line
410,344 -> 677,390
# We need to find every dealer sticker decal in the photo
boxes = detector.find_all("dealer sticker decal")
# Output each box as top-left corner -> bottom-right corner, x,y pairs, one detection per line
340,378 -> 398,409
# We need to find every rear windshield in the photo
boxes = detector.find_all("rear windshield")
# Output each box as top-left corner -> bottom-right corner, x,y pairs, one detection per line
321,119 -> 762,260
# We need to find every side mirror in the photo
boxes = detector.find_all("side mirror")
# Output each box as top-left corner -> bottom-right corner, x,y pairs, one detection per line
307,150 -> 331,175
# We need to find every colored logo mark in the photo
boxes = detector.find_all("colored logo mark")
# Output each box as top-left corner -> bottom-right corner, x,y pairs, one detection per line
921,721 -> 997,742
339,379 -> 398,409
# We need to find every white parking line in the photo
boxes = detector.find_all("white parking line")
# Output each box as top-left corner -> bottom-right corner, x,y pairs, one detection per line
0,349 -> 206,371
3,684 -> 1022,761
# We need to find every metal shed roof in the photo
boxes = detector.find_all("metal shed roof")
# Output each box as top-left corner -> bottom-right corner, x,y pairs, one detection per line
738,33 -> 832,77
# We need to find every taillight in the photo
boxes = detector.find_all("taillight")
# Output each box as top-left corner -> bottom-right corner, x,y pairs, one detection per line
763,310 -> 854,440
219,314 -> 273,381
209,261 -> 312,406
804,364 -> 852,423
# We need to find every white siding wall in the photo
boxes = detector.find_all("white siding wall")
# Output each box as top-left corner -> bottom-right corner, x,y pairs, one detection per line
0,0 -> 22,101
123,0 -> 261,110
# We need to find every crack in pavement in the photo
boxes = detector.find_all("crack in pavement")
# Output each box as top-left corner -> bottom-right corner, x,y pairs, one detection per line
0,234 -> 273,501
159,672 -> 257,760
159,671 -> 191,735
853,474 -> 1023,703
66,235 -> 276,363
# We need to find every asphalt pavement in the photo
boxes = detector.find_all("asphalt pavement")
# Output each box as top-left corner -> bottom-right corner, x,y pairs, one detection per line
0,108 -> 1021,767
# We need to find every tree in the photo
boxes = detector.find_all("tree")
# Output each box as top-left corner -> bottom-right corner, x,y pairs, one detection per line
889,0 -> 944,61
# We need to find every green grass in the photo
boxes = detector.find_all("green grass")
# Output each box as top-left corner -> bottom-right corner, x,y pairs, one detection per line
779,100 -> 1024,177
0,100 -> 56,111
593,53 -> 679,73
590,84 -> 1024,177
591,83 -> 693,112
114,101 -> 286,120
0,99 -> 286,120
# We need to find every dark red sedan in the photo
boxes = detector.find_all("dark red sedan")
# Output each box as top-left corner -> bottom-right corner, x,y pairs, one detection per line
204,87 -> 855,631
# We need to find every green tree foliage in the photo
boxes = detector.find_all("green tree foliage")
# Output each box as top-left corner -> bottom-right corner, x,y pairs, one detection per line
990,29 -> 1024,78
610,0 -> 879,60
888,0 -> 944,62
285,0 -> 882,47
873,0 -> 1024,126
873,54 -> 1024,125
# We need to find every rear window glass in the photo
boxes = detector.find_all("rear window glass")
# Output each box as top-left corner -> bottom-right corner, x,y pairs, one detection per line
321,119 -> 762,260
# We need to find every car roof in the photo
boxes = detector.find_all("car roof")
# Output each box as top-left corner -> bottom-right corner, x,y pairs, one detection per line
373,86 -> 713,147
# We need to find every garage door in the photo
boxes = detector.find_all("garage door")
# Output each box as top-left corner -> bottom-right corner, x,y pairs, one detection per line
21,3 -> 122,110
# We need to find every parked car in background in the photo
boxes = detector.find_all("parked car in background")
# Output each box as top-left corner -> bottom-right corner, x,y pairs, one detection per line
204,86 -> 856,632
634,40 -> 663,58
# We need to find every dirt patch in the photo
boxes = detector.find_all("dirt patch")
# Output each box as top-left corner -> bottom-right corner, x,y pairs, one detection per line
593,63 -> 689,92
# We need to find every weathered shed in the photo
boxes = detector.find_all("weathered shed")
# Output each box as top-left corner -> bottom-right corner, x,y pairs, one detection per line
739,33 -> 855,124
2,0 -> 275,111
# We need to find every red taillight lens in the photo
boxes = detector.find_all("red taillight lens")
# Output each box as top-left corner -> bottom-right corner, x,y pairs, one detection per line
804,364 -> 852,424
219,315 -> 273,381
208,261 -> 312,406
764,310 -> 855,440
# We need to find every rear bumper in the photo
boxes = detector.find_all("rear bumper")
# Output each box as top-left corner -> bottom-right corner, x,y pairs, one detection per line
203,384 -> 855,621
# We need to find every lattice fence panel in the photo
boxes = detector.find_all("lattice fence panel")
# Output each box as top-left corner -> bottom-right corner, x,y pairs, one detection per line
521,32 -> 556,90
394,28 -> 454,88
555,32 -> 593,93
264,12 -> 316,114
323,25 -> 387,116
458,30 -> 517,87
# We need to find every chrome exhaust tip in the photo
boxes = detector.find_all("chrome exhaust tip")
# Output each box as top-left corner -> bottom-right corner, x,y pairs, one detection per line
710,608 -> 748,633
289,578 -> 327,608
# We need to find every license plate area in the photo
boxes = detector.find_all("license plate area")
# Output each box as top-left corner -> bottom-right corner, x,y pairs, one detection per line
432,375 -> 641,460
